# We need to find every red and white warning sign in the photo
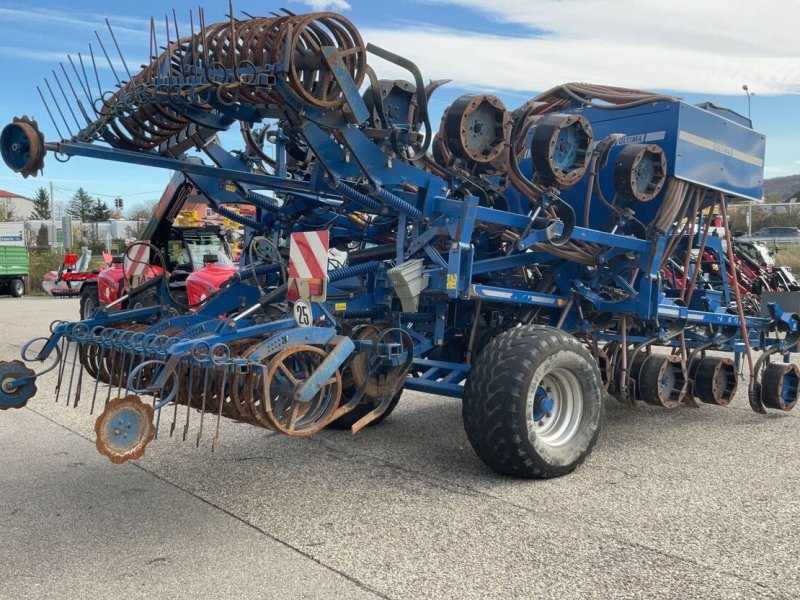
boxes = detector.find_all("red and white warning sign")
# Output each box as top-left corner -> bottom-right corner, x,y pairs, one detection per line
287,231 -> 329,303
123,242 -> 152,285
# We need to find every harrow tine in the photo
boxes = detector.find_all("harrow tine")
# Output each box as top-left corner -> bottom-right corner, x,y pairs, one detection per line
169,359 -> 183,437
59,62 -> 91,125
124,349 -> 135,395
88,44 -> 104,109
211,367 -> 229,453
104,343 -> 118,407
72,345 -> 85,408
153,389 -> 162,439
89,343 -> 107,415
54,338 -> 69,403
105,19 -> 133,82
197,365 -> 211,447
116,349 -> 129,398
183,359 -> 196,442
44,77 -> 74,138
52,70 -> 81,131
65,342 -> 80,408
36,85 -> 64,140
93,30 -> 122,88
89,351 -> 103,415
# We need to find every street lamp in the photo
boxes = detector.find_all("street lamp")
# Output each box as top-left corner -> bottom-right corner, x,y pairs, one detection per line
742,84 -> 754,122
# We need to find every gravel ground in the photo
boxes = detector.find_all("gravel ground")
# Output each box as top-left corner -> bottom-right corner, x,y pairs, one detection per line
1,296 -> 799,599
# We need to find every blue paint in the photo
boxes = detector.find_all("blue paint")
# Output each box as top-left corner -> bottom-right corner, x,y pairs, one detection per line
103,407 -> 143,452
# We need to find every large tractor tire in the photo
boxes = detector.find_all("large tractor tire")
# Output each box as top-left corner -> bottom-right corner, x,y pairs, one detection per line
462,325 -> 604,478
9,278 -> 25,298
80,284 -> 99,320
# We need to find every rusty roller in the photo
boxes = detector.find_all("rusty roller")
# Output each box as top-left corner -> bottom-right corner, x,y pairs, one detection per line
439,94 -> 510,173
688,356 -> 737,406
530,113 -> 593,188
630,353 -> 687,409
98,12 -> 366,150
760,363 -> 800,411
613,143 -> 667,202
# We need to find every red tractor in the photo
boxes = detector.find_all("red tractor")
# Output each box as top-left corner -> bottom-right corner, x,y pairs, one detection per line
42,250 -> 111,298
79,174 -> 237,319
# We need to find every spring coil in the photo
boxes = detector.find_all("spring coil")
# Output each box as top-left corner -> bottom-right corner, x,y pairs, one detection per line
376,187 -> 422,220
329,261 -> 379,282
214,204 -> 263,231
232,263 -> 282,283
246,191 -> 280,212
334,181 -> 383,213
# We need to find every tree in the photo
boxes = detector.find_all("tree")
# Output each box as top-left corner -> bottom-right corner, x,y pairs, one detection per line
0,199 -> 15,221
124,201 -> 157,240
36,223 -> 49,247
66,187 -> 93,221
125,201 -> 157,222
89,198 -> 112,223
31,186 -> 51,220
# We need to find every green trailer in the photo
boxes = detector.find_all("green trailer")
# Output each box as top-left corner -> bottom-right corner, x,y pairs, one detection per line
0,245 -> 29,297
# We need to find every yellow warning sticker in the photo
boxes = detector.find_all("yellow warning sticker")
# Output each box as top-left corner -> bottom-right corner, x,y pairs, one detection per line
224,183 -> 236,192
335,302 -> 347,311
446,274 -> 458,290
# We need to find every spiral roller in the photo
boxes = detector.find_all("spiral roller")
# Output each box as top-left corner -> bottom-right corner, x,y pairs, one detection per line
92,12 -> 366,150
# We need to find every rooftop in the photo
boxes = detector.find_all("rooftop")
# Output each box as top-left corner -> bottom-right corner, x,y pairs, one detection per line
0,189 -> 31,201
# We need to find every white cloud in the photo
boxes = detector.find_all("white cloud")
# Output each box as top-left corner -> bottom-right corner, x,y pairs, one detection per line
361,0 -> 800,96
299,0 -> 352,11
0,7 -> 149,39
0,46 -> 71,63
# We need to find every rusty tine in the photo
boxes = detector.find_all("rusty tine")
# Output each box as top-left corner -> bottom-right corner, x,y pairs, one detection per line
211,367 -> 228,453
72,346 -> 85,409
153,389 -> 162,439
52,70 -> 81,131
94,30 -> 122,88
104,344 -> 118,407
169,360 -> 182,437
36,85 -> 64,139
182,359 -> 196,442
64,342 -> 80,408
197,365 -> 211,447
54,338 -> 69,403
43,78 -> 74,137
105,19 -> 132,82
89,343 -> 107,415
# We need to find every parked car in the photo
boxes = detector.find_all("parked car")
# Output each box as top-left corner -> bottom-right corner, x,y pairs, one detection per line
736,226 -> 800,244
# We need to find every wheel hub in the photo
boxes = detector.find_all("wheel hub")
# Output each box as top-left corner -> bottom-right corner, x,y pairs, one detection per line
94,395 -> 155,463
530,369 -> 584,448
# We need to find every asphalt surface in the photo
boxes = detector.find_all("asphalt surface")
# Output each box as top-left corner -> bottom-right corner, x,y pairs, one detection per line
1,297 -> 800,599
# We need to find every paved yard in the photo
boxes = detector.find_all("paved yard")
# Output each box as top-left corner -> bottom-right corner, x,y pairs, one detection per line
1,297 -> 798,599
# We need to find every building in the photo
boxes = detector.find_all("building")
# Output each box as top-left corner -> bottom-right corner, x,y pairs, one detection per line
27,219 -> 143,249
0,189 -> 34,219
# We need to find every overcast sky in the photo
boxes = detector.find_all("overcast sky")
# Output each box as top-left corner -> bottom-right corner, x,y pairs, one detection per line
0,0 -> 797,207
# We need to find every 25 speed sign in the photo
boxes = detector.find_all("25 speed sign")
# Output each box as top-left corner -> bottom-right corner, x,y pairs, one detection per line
293,300 -> 312,327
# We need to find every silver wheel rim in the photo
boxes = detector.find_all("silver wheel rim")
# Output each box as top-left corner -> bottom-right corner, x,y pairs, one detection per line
83,297 -> 96,319
529,367 -> 583,447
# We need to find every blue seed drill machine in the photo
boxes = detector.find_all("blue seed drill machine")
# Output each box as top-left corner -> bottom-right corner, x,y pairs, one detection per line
0,7 -> 797,478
